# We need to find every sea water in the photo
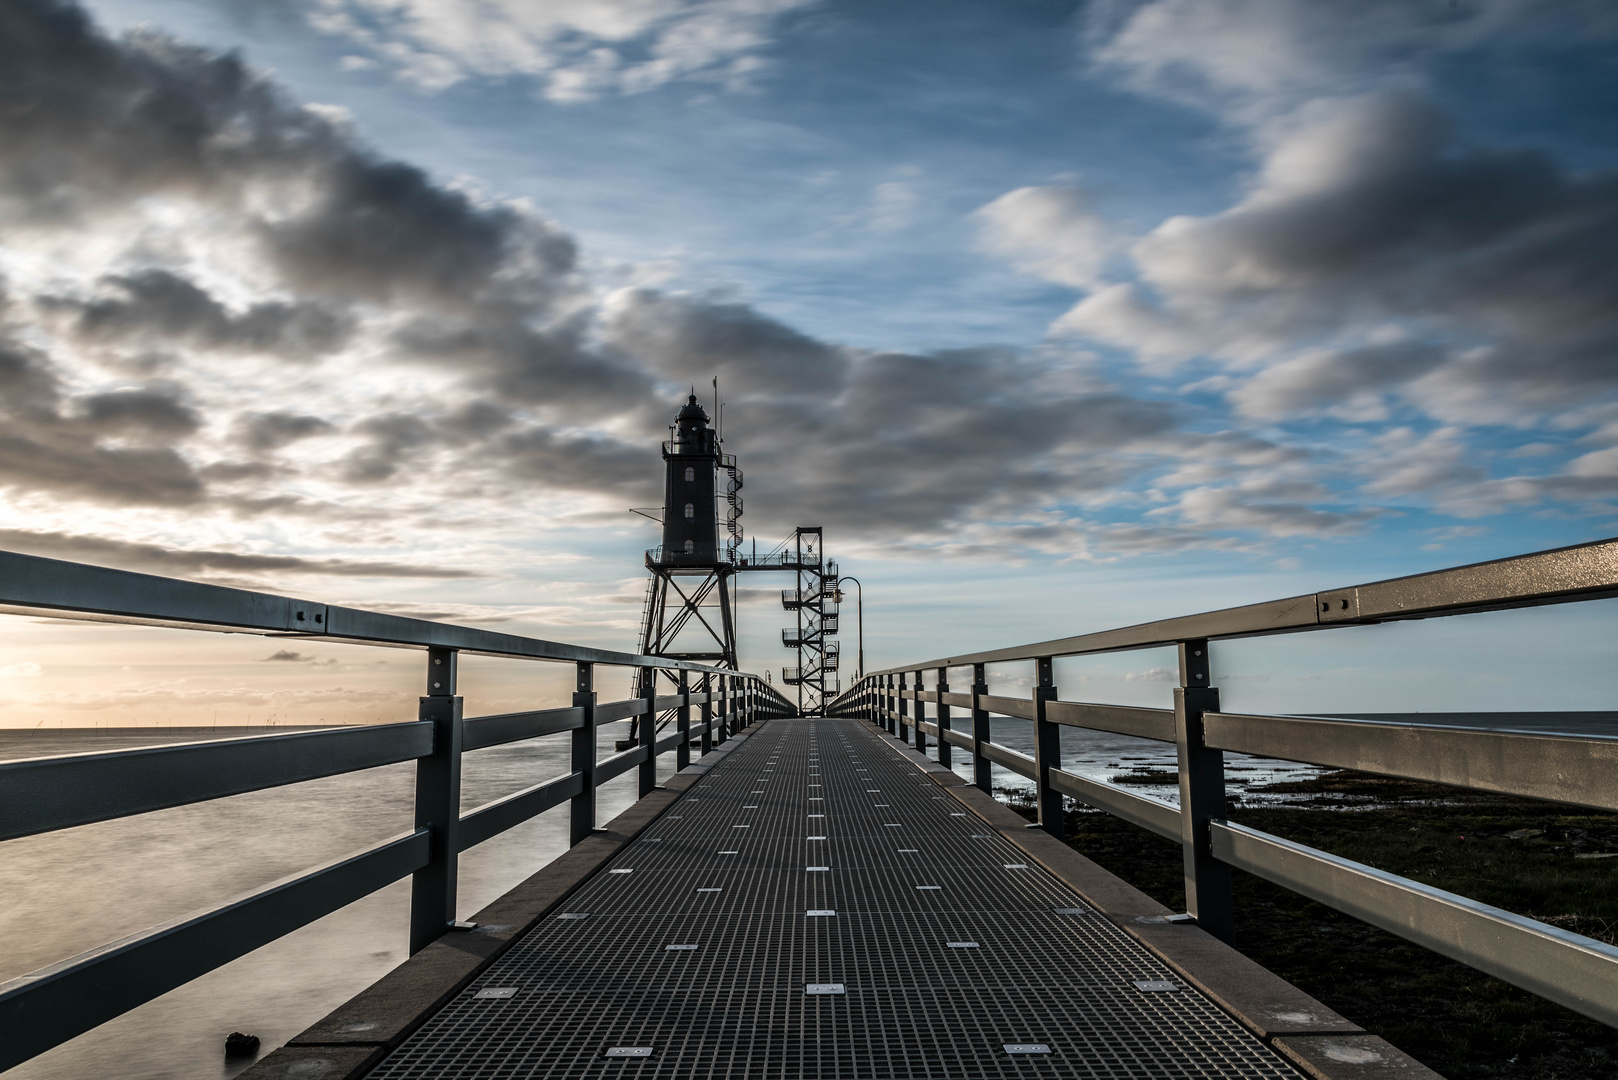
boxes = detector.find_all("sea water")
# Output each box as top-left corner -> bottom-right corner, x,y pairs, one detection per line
0,724 -> 666,1080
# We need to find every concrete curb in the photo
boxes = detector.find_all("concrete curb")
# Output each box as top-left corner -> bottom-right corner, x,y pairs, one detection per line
862,720 -> 1446,1080
237,721 -> 766,1080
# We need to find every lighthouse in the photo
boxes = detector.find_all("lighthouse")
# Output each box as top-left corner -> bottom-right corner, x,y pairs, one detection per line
633,392 -> 838,716
660,395 -> 720,565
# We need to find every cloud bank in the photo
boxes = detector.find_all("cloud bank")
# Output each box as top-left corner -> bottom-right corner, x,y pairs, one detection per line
0,0 -> 1611,599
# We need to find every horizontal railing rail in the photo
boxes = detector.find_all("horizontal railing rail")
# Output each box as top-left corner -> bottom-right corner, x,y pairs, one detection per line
461,706 -> 585,752
0,721 -> 435,843
864,536 -> 1618,673
0,550 -> 794,1073
831,536 -> 1618,1031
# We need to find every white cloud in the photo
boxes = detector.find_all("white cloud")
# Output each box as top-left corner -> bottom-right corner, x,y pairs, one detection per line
1084,0 -> 1617,117
302,0 -> 816,98
975,186 -> 1113,289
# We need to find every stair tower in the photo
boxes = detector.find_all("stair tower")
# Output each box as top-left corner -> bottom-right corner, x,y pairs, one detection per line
774,527 -> 838,716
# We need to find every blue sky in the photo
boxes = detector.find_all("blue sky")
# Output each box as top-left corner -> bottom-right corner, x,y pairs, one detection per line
0,0 -> 1615,722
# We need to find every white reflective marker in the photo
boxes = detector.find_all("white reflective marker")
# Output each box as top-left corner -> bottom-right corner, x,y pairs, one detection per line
805,984 -> 845,995
475,988 -> 518,999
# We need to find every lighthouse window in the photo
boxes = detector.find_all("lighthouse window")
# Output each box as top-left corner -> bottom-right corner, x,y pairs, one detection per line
683,540 -> 694,554
684,466 -> 695,482
684,503 -> 695,519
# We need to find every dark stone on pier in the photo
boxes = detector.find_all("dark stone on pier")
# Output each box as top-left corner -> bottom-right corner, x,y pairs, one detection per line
224,1032 -> 260,1057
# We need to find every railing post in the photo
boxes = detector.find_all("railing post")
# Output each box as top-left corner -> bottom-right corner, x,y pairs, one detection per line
888,674 -> 897,736
1176,638 -> 1233,940
409,645 -> 464,954
700,672 -> 713,755
1033,656 -> 1062,838
721,675 -> 731,741
570,661 -> 596,845
913,670 -> 927,754
639,666 -> 657,797
677,668 -> 691,771
971,662 -> 991,793
935,666 -> 952,769
897,671 -> 909,744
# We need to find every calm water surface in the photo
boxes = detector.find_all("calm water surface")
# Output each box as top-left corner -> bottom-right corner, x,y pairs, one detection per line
5,711 -> 1615,1078
0,724 -> 664,1080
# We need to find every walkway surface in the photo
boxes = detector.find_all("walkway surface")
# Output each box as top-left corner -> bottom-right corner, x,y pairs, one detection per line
365,718 -> 1297,1078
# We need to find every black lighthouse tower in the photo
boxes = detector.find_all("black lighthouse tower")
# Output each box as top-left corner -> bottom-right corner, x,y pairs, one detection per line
635,395 -> 743,683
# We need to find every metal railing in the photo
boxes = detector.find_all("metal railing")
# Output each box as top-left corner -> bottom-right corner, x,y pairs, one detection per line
0,549 -> 792,1072
829,536 -> 1618,1030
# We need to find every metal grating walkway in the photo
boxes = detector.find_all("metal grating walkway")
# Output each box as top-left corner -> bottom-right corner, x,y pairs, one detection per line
366,719 -> 1297,1079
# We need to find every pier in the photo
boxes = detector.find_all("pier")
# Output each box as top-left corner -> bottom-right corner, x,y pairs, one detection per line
3,539 -> 1618,1078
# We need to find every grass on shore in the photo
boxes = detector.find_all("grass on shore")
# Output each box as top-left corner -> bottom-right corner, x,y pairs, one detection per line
1002,770 -> 1618,1080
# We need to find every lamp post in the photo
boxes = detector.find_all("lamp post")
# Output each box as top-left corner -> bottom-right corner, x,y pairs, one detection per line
832,576 -> 863,679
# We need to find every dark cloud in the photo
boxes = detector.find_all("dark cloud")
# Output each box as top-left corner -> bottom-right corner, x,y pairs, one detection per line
604,305 -> 1188,537
489,426 -> 657,494
1063,92 -> 1618,423
603,289 -> 849,396
235,410 -> 335,452
0,0 -> 343,220
392,315 -> 652,412
55,270 -> 354,357
339,412 -> 439,484
0,529 -> 481,579
0,1 -> 580,314
260,159 -> 578,308
77,385 -> 200,436
0,333 -> 205,504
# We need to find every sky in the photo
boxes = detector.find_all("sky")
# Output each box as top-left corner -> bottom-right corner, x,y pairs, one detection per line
0,0 -> 1615,727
